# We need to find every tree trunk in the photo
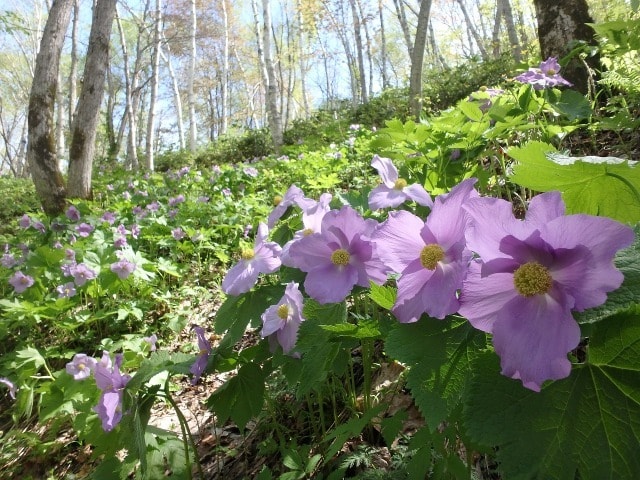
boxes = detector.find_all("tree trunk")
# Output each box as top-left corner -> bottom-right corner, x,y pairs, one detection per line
161,37 -> 185,150
145,0 -> 162,171
532,0 -> 599,94
501,0 -> 522,61
262,0 -> 283,151
187,0 -> 198,152
27,0 -> 73,216
392,0 -> 413,58
378,0 -> 389,89
455,0 -> 489,60
116,7 -> 138,168
295,0 -> 310,117
409,0 -> 433,119
68,0 -> 79,128
221,0 -> 230,135
67,0 -> 117,199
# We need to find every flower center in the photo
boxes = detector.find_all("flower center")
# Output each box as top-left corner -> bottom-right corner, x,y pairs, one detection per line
241,248 -> 255,260
78,363 -> 86,370
513,262 -> 553,297
277,304 -> 290,319
394,178 -> 408,190
331,248 -> 350,266
273,195 -> 283,206
546,68 -> 556,75
302,228 -> 314,236
420,244 -> 445,270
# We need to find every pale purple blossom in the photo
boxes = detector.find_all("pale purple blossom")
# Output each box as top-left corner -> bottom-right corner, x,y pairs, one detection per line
368,155 -> 433,210
190,326 -> 211,384
0,377 -> 16,400
101,212 -> 116,224
281,193 -> 332,266
122,191 -> 131,201
130,224 -> 141,239
114,236 -> 127,249
168,195 -> 185,207
66,353 -> 97,380
243,167 -> 259,178
56,282 -> 77,298
197,196 -> 210,203
459,191 -> 634,391
93,353 -> 131,431
146,201 -> 160,212
18,214 -> 31,229
143,334 -> 158,352
172,228 -> 186,240
267,185 -> 313,228
9,271 -> 34,293
71,263 -> 97,286
261,282 -> 305,355
222,223 -> 282,295
372,178 -> 478,321
515,57 -> 573,90
287,206 -> 389,304
32,220 -> 46,233
1,253 -> 17,268
66,206 -> 81,221
75,223 -> 94,238
222,188 -> 232,197
110,259 -> 136,280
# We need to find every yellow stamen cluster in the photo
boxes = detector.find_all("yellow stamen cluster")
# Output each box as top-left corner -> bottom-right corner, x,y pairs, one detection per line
546,68 -> 556,75
302,228 -> 314,236
513,262 -> 553,297
273,195 -> 283,206
241,248 -> 255,260
277,304 -> 290,320
420,244 -> 445,270
394,178 -> 408,190
331,248 -> 350,266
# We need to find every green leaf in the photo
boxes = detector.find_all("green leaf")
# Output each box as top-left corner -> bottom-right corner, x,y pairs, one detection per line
463,309 -> 640,479
575,225 -> 640,323
368,282 -> 396,310
509,141 -> 640,223
458,100 -> 484,122
385,318 -> 486,431
554,89 -> 592,121
206,362 -> 267,429
324,403 -> 386,459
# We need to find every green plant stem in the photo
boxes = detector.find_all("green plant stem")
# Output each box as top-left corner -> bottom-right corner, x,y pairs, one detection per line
163,384 -> 202,479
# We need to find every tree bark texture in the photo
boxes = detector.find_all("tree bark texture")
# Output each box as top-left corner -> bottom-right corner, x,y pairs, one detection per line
145,0 -> 162,171
532,0 -> 599,94
27,0 -> 73,215
262,0 -> 283,150
67,0 -> 117,198
409,0 -> 433,119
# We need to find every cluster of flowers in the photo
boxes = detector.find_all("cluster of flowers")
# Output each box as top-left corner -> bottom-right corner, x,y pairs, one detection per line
221,155 -> 634,392
65,335 -> 156,431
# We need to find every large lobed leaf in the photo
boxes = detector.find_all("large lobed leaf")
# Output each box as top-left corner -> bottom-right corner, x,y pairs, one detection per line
463,309 -> 640,480
509,141 -> 640,223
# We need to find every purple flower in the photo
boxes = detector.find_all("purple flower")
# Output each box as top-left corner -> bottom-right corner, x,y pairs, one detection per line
261,282 -> 305,355
66,353 -> 97,380
287,206 -> 389,304
368,155 -> 433,210
101,212 -> 116,224
65,249 -> 76,261
372,179 -> 478,321
190,326 -> 212,384
93,353 -> 131,431
222,188 -> 232,197
110,259 -> 136,280
56,282 -> 77,298
172,228 -> 186,240
515,57 -> 573,90
281,193 -> 332,266
197,196 -> 210,203
243,167 -> 259,178
168,195 -> 185,207
458,191 -> 634,391
130,224 -> 141,239
267,184 -> 313,228
222,223 -> 282,295
143,334 -> 158,352
18,214 -> 31,229
0,377 -> 17,400
1,253 -> 17,268
66,206 -> 81,221
32,220 -> 46,233
70,263 -> 97,286
122,191 -> 131,201
9,271 -> 34,293
146,201 -> 160,212
75,223 -> 94,238
114,236 -> 127,249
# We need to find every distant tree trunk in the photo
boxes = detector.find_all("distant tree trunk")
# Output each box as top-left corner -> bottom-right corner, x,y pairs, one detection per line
348,0 -> 367,103
295,0 -> 310,117
501,0 -> 522,61
409,0 -> 433,119
67,0 -> 116,198
68,0 -> 79,128
455,0 -> 489,60
188,0 -> 198,152
145,0 -> 162,171
262,0 -> 283,151
532,0 -> 599,94
221,0 -> 230,135
162,37 -> 185,150
116,7 -> 138,168
27,0 -> 73,215
378,0 -> 389,89
392,0 -> 413,58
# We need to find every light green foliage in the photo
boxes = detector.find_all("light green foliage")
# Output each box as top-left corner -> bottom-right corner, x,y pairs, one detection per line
509,141 -> 640,223
464,310 -> 640,479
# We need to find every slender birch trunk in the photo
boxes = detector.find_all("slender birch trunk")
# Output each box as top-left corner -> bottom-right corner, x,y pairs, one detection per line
188,0 -> 197,152
145,0 -> 162,171
262,0 -> 283,150
221,0 -> 230,135
409,0 -> 433,119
